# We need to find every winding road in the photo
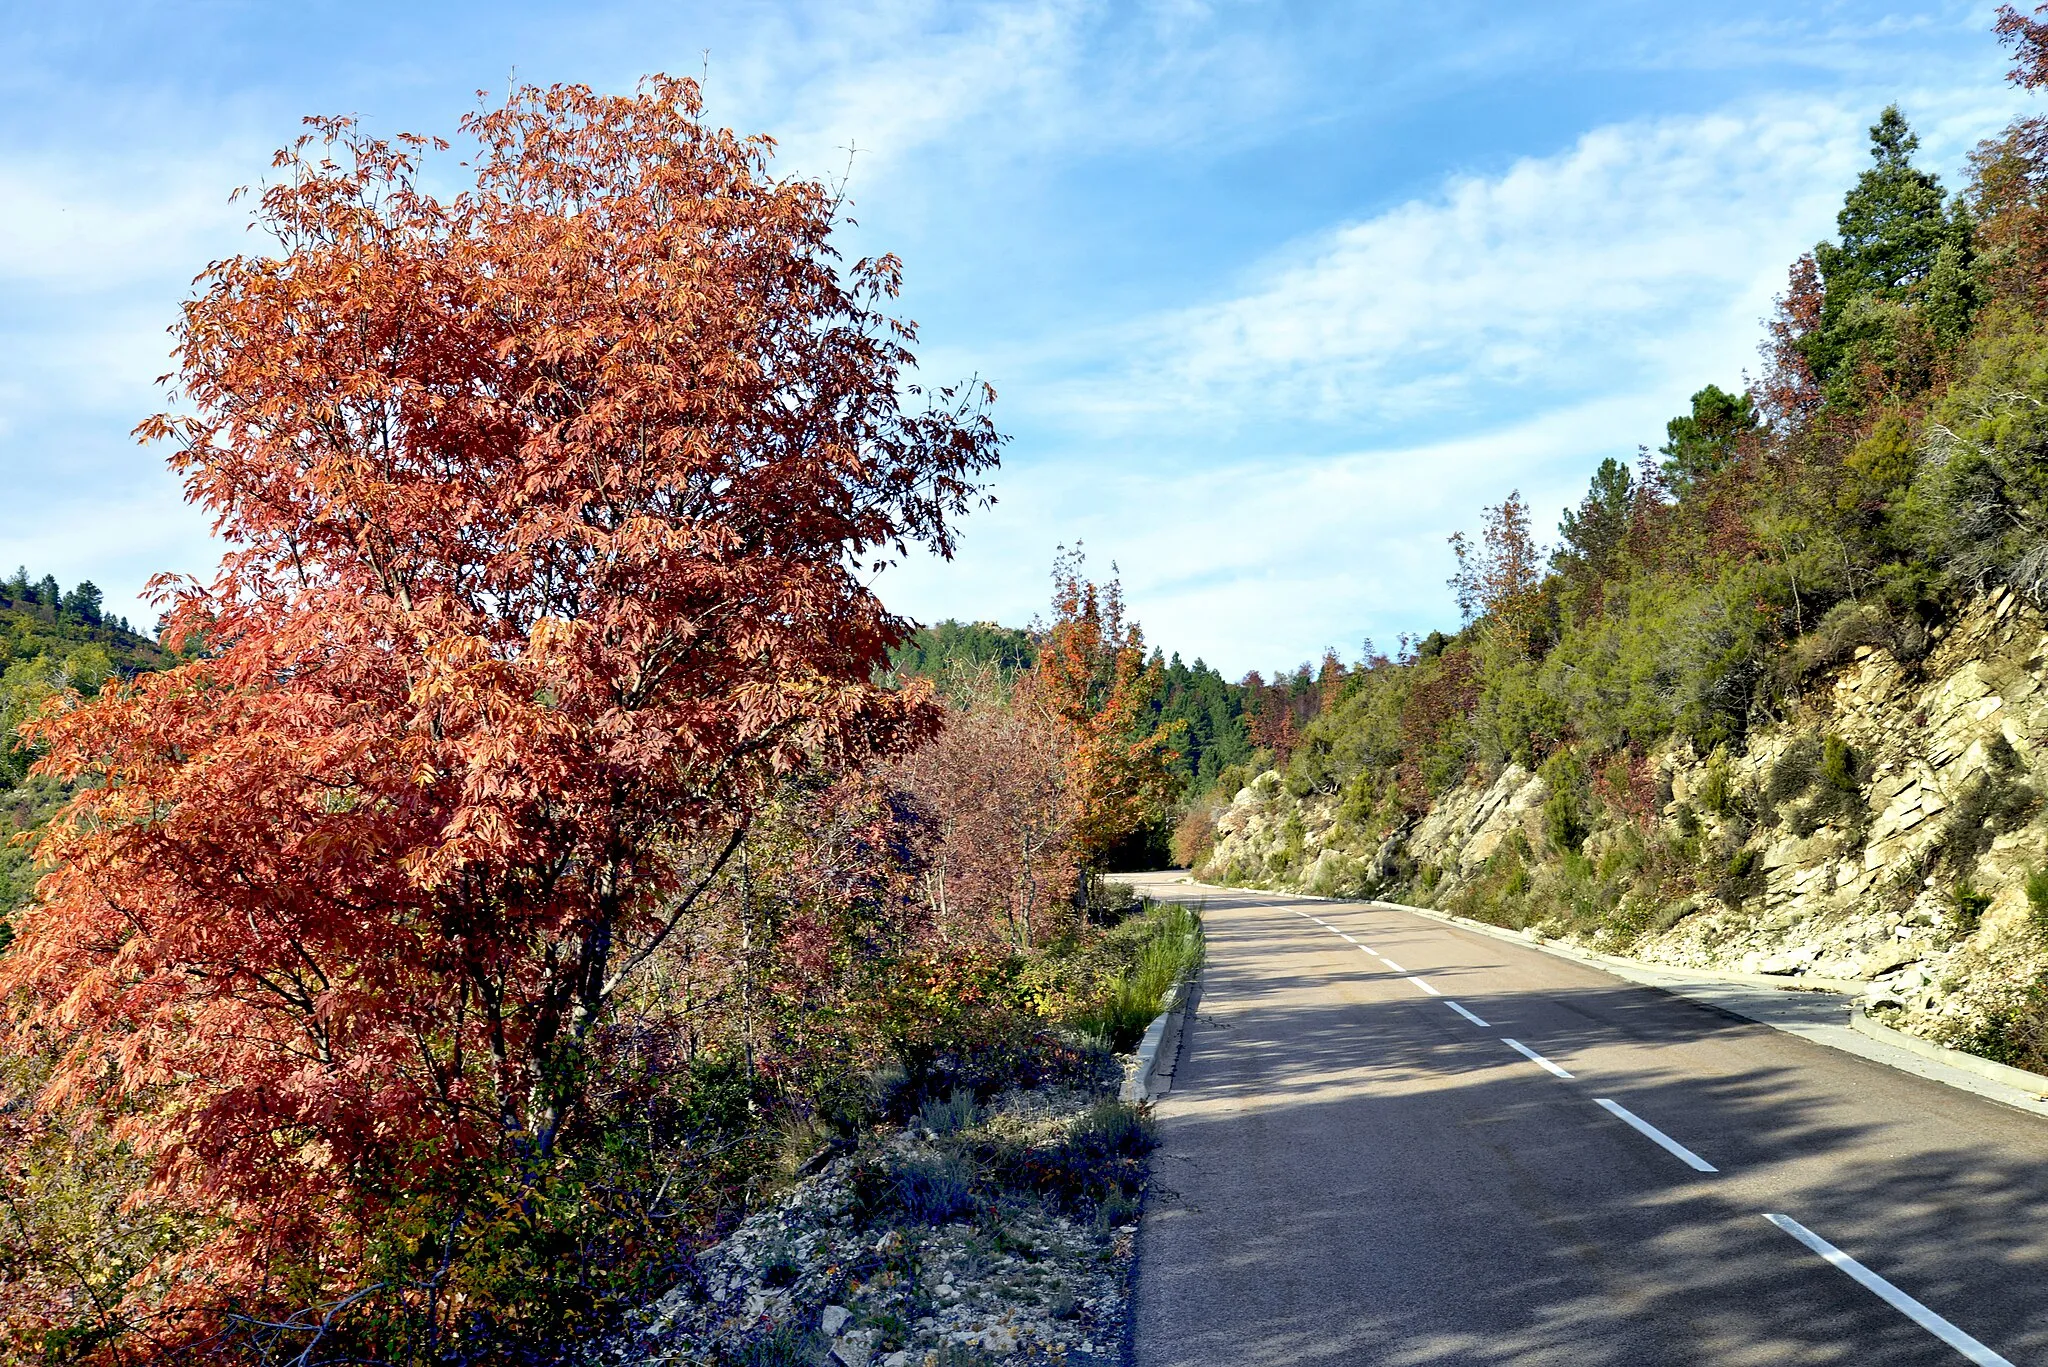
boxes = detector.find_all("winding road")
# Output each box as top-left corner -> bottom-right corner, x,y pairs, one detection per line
1120,873 -> 2048,1366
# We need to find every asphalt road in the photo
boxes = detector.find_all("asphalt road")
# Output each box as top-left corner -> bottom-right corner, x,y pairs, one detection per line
1121,874 -> 2048,1367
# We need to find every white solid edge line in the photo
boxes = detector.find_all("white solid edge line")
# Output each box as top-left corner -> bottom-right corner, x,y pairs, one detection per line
1762,1215 -> 2014,1366
1593,1098 -> 1717,1173
1379,957 -> 1406,973
1445,1000 -> 1491,1027
1502,1038 -> 1573,1078
1406,976 -> 1443,996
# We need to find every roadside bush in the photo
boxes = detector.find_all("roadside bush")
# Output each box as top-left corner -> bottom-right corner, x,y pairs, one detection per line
2027,867 -> 2048,930
1930,761 -> 2041,876
918,1091 -> 979,1136
1789,600 -> 1897,676
731,1323 -> 831,1367
1939,975 -> 2048,1075
852,1153 -> 978,1227
975,1100 -> 1156,1213
1697,750 -> 1736,818
1719,845 -> 1765,906
1069,903 -> 1204,1051
1952,877 -> 1994,934
1171,801 -> 1220,870
1539,750 -> 1590,854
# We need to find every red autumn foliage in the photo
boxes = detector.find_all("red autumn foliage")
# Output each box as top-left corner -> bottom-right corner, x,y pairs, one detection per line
1396,646 -> 1480,810
0,77 -> 998,1321
1030,552 -> 1180,864
887,667 -> 1077,950
1760,253 -> 1826,429
1998,3 -> 2048,87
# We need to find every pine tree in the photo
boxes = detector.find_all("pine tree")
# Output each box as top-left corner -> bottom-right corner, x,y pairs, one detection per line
1805,106 -> 1969,384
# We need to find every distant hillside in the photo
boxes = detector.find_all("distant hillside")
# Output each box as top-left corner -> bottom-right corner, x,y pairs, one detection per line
0,573 -> 165,938
889,618 -> 1038,681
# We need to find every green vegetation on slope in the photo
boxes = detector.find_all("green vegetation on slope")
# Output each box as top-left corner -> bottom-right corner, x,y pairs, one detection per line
1192,84 -> 2048,969
0,571 -> 163,937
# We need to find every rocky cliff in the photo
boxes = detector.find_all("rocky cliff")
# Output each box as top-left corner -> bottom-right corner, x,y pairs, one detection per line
1202,591 -> 2048,1068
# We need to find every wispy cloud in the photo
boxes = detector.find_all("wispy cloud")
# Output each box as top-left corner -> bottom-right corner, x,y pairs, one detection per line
893,81 -> 2033,669
1041,100 -> 1878,434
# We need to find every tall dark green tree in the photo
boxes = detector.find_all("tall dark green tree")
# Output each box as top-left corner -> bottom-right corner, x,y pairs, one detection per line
1805,106 -> 1972,385
60,580 -> 103,627
1553,457 -> 1634,607
1658,386 -> 1759,495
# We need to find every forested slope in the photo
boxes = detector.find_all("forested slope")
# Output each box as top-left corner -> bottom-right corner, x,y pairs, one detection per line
0,571 -> 163,935
1185,25 -> 2048,1076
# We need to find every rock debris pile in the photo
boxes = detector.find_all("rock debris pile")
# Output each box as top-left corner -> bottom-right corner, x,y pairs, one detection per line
626,1084 -> 1148,1366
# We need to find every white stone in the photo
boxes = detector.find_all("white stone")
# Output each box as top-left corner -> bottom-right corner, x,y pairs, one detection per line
821,1305 -> 852,1336
831,1329 -> 876,1366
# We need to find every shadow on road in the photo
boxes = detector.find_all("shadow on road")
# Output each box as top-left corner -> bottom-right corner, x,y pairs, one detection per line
1130,886 -> 2048,1367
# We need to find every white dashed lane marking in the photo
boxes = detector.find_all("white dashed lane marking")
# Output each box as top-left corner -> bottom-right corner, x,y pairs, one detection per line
1763,1215 -> 2014,1366
1502,1038 -> 1573,1078
1257,890 -> 2020,1362
1594,1098 -> 1717,1173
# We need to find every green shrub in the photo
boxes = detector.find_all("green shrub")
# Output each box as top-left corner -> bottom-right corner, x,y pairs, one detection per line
1542,781 -> 1589,855
1719,845 -> 1765,905
730,1323 -> 829,1367
1931,769 -> 2041,875
1821,735 -> 1857,791
977,1100 -> 1156,1213
1952,877 -> 1994,933
918,1090 -> 979,1136
1766,732 -> 1822,808
1697,751 -> 1734,817
2026,867 -> 2048,929
1069,903 -> 1203,1051
852,1152 -> 978,1227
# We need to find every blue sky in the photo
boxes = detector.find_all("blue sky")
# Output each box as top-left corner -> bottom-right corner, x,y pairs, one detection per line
0,1 -> 2038,675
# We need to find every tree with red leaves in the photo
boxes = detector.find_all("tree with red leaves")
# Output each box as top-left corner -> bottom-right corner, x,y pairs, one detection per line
889,666 -> 1076,950
1032,551 -> 1180,865
0,77 -> 999,1312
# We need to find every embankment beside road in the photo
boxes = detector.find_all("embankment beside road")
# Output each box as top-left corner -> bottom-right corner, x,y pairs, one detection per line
1201,591 -> 2048,1074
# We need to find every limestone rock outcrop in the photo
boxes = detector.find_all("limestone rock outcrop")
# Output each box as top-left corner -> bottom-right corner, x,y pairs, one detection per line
1203,591 -> 2048,1060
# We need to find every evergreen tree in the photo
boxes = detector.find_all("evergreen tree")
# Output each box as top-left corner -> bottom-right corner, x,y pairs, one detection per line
1805,106 -> 1968,384
1658,386 -> 1758,494
60,580 -> 103,626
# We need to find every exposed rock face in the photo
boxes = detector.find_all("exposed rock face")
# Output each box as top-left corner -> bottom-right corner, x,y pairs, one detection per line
1203,592 -> 2048,1060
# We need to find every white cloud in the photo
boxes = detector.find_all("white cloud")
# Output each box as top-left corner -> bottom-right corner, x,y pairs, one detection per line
0,153 -> 248,294
1040,100 -> 1864,431
884,391 -> 1671,673
895,85 -> 2035,671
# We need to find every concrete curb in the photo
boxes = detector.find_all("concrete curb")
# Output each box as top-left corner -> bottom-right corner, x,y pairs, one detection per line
1122,979 -> 1189,1103
1848,1003 -> 2048,1096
